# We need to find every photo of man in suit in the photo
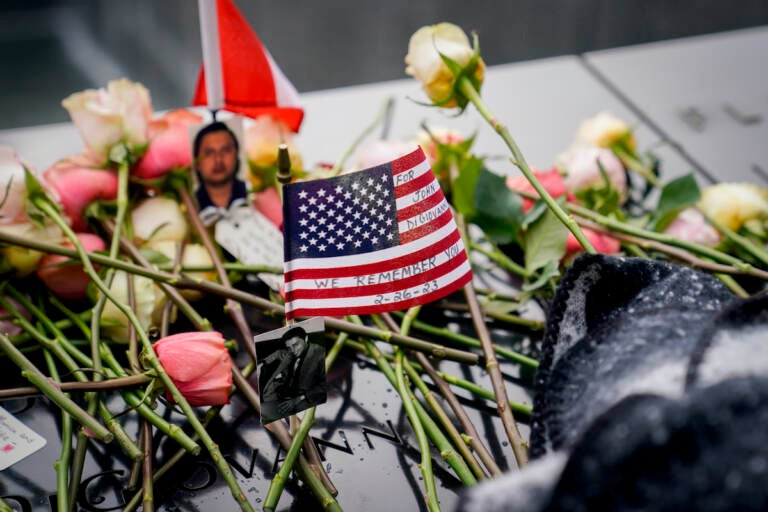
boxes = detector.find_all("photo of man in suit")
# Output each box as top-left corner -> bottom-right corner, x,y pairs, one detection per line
256,320 -> 327,423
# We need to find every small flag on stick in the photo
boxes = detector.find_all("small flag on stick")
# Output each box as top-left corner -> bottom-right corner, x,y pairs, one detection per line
282,147 -> 472,319
192,0 -> 304,131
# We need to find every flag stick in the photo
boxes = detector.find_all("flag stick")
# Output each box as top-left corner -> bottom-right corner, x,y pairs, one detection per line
197,0 -> 224,112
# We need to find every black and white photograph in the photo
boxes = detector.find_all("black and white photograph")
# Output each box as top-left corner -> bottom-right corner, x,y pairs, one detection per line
254,317 -> 327,424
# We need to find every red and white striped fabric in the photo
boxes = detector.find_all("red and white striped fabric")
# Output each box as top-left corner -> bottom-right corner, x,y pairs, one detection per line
282,147 -> 472,319
191,0 -> 304,132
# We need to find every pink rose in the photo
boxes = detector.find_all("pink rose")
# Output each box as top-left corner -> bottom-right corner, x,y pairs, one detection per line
663,207 -> 720,247
153,331 -> 233,406
43,159 -> 119,230
565,228 -> 621,257
37,232 -> 105,300
62,78 -> 152,165
558,146 -> 627,201
133,109 -> 203,180
253,186 -> 283,229
506,168 -> 573,213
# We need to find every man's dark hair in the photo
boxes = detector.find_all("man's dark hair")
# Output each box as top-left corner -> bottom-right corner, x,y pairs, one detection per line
193,121 -> 240,158
281,326 -> 307,344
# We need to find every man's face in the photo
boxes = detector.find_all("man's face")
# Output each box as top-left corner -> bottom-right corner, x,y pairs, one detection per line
285,335 -> 306,357
196,131 -> 239,187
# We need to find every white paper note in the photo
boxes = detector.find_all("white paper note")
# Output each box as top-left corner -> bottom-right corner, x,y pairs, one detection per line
0,406 -> 47,470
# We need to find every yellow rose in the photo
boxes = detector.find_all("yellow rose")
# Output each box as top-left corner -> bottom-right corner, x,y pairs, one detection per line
405,23 -> 485,107
244,116 -> 303,189
574,111 -> 636,150
62,78 -> 152,165
99,269 -> 164,343
698,183 -> 768,231
0,223 -> 63,277
148,240 -> 217,301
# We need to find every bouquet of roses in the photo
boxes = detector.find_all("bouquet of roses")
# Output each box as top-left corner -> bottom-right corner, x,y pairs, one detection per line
0,21 -> 766,512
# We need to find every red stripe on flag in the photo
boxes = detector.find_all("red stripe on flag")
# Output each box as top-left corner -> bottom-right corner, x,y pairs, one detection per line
397,188 -> 445,221
394,167 -> 435,198
286,270 -> 472,319
391,148 -> 428,176
284,229 -> 462,281
399,207 -> 455,245
287,250 -> 468,300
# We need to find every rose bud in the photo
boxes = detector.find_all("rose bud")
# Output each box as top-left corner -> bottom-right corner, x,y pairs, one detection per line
506,168 -> 574,213
99,269 -> 164,343
405,22 -> 485,107
62,78 -> 152,165
37,232 -> 105,300
0,146 -> 33,225
663,207 -> 721,247
131,196 -> 189,246
698,183 -> 768,231
133,109 -> 203,180
558,146 -> 627,201
573,111 -> 636,150
153,331 -> 233,406
43,159 -> 119,230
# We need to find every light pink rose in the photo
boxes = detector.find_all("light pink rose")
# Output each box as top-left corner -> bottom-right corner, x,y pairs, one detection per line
43,159 -> 119,230
133,109 -> 203,180
0,146 -> 33,225
253,186 -> 283,229
663,207 -> 720,247
412,127 -> 465,167
351,140 -> 417,172
37,232 -> 105,301
62,78 -> 152,164
153,331 -> 233,406
506,168 -> 574,213
558,146 -> 627,201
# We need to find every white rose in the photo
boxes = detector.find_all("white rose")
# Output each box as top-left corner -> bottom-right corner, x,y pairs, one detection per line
62,78 -> 152,164
0,146 -> 33,225
100,269 -> 165,343
349,140 -> 417,172
698,183 -> 768,231
405,23 -> 485,107
131,196 -> 189,245
574,111 -> 635,150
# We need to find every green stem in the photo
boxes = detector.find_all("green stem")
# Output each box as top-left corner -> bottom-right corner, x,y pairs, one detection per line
391,312 -> 538,369
0,374 -> 151,399
469,240 -> 528,277
0,333 -> 112,442
31,196 -> 252,511
396,350 -> 441,512
610,142 -> 660,186
439,301 -> 545,331
703,212 -> 768,268
344,338 -> 532,416
44,349 -> 72,512
264,408 -> 317,512
457,76 -> 596,253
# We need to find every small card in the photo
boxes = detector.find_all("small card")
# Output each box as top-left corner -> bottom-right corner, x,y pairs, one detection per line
215,206 -> 284,291
0,406 -> 46,470
254,318 -> 327,423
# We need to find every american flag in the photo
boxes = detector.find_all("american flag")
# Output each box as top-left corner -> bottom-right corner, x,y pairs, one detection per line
282,147 -> 472,319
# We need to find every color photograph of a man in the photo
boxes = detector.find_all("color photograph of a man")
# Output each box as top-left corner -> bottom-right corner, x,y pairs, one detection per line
192,120 -> 248,216
255,318 -> 327,423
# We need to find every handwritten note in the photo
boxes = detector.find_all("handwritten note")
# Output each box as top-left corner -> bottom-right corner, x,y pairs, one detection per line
215,206 -> 284,291
0,406 -> 46,470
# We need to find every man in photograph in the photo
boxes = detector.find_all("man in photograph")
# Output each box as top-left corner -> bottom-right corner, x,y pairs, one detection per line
258,325 -> 327,422
193,121 -> 248,215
